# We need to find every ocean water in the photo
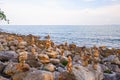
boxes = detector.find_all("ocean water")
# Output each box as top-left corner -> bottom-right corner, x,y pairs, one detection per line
0,25 -> 120,48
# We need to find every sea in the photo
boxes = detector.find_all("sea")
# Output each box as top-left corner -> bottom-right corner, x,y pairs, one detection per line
0,25 -> 120,48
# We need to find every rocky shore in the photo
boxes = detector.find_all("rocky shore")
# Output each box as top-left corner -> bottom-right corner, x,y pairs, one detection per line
0,31 -> 120,80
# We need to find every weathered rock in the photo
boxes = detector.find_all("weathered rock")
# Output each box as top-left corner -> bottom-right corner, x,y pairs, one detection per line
12,71 -> 29,80
0,61 -> 6,73
44,63 -> 55,72
59,71 -> 76,80
116,72 -> 120,80
0,45 -> 4,51
19,41 -> 27,46
64,50 -> 72,57
57,67 -> 65,72
50,59 -> 60,65
0,76 -> 9,80
100,64 -> 109,72
60,56 -> 68,66
46,51 -> 58,58
72,64 -> 103,80
8,40 -> 18,46
10,46 -> 16,51
106,64 -> 120,72
104,72 -> 117,80
103,55 -> 120,65
0,51 -> 18,62
3,62 -> 19,76
38,54 -> 50,64
53,71 -> 60,80
26,54 -> 42,68
23,70 -> 54,80
73,54 -> 81,62
3,62 -> 30,77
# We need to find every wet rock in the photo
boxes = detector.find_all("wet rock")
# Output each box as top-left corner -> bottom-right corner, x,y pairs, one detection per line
44,63 -> 55,72
50,59 -> 60,65
0,51 -> 18,62
23,70 -> 54,80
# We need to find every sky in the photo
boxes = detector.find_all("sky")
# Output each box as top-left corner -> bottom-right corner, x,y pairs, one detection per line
0,0 -> 120,25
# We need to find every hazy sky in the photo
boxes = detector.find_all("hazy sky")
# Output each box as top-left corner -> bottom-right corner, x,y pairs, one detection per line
0,0 -> 120,25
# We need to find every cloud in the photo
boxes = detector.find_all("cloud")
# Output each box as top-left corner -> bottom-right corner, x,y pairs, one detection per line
81,0 -> 95,2
0,1 -> 120,25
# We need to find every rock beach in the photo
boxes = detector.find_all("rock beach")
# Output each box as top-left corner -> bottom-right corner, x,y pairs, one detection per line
0,31 -> 120,80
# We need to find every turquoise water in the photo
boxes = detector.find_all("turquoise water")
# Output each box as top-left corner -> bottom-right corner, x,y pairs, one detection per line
0,25 -> 120,48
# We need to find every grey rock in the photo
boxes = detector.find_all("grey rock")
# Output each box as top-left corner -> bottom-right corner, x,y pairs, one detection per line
104,72 -> 117,80
64,50 -> 72,57
0,51 -> 18,62
106,64 -> 120,72
23,70 -> 54,80
0,61 -> 6,73
57,67 -> 65,72
72,64 -> 103,80
0,76 -> 9,80
46,51 -> 58,58
53,71 -> 60,80
44,63 -> 55,72
50,59 -> 60,65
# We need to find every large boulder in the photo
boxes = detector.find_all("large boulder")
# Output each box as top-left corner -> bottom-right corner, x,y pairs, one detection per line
103,55 -> 120,65
3,62 -> 30,76
23,70 -> 54,80
0,51 -> 18,62
59,71 -> 76,80
12,71 -> 29,80
72,64 -> 103,80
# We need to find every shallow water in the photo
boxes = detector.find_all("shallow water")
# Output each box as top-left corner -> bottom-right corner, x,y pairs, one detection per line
0,25 -> 120,48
